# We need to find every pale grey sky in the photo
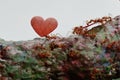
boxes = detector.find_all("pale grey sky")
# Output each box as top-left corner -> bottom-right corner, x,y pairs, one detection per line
0,0 -> 120,41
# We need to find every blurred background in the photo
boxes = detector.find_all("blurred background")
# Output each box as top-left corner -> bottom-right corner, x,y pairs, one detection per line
0,0 -> 120,41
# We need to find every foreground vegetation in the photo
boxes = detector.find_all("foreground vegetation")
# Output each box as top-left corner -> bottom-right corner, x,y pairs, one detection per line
0,15 -> 120,80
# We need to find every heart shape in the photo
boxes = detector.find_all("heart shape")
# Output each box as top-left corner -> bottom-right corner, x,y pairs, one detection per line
31,16 -> 58,37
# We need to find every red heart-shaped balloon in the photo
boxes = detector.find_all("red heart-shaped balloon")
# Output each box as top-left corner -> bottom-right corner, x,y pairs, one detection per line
31,16 -> 58,37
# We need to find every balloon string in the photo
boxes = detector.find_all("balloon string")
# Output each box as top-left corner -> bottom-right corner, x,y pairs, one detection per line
41,36 -> 48,47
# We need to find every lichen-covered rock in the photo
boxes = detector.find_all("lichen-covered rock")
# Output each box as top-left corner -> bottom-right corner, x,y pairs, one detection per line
0,15 -> 120,80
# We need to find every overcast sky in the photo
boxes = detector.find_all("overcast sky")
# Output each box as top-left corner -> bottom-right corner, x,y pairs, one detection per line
0,0 -> 120,41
